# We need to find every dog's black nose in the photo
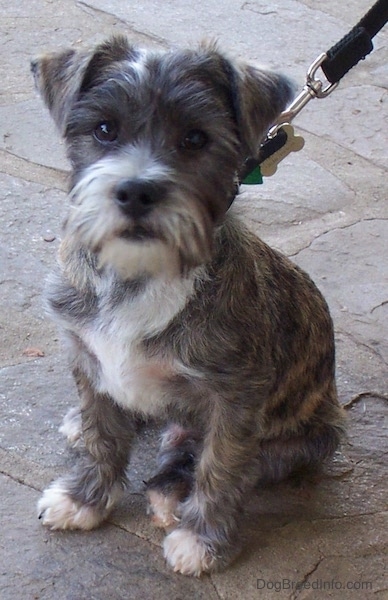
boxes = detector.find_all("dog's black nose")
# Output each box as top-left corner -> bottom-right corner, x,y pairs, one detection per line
114,179 -> 165,218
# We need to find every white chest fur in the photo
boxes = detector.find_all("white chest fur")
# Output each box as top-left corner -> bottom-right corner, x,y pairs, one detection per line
80,274 -> 196,415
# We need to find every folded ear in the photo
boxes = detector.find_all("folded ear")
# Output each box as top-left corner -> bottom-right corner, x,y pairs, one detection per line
30,36 -> 132,134
31,48 -> 91,134
234,63 -> 295,159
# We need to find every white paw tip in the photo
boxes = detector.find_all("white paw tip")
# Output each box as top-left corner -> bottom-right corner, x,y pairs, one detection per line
37,482 -> 103,531
163,528 -> 215,576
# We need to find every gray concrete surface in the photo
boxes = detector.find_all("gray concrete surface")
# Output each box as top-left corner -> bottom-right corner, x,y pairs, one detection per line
1,0 -> 387,598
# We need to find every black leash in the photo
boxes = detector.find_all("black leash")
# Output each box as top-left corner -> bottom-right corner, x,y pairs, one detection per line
241,0 -> 388,185
322,0 -> 388,83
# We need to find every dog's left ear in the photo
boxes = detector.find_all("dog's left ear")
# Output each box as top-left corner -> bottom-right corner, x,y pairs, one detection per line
232,62 -> 295,160
31,36 -> 132,134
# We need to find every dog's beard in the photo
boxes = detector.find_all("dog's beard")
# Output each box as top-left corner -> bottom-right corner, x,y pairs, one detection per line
98,238 -> 181,280
65,150 -> 213,279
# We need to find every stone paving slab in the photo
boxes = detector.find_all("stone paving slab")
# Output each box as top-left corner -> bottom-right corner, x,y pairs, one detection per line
0,0 -> 387,598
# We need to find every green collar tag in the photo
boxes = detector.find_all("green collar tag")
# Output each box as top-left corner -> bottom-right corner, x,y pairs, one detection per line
241,164 -> 263,185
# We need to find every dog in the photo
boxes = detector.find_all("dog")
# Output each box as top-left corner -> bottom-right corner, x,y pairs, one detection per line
32,36 -> 345,576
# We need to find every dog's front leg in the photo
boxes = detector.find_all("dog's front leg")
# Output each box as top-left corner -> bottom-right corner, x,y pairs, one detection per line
164,400 -> 256,575
38,367 -> 135,530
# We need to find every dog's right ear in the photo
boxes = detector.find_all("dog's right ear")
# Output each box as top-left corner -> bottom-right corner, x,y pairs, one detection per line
31,48 -> 92,135
31,36 -> 132,135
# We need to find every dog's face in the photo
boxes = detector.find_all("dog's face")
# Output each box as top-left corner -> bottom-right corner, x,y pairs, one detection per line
32,36 -> 293,278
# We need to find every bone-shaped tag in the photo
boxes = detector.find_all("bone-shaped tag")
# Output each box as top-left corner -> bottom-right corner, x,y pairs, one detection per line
260,124 -> 305,177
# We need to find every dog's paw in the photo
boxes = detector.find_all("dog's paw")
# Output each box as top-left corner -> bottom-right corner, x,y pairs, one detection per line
37,480 -> 105,531
59,407 -> 82,448
146,488 -> 181,529
163,528 -> 216,576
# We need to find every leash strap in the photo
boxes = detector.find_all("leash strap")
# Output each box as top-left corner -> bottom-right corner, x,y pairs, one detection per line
322,0 -> 388,83
241,0 -> 388,185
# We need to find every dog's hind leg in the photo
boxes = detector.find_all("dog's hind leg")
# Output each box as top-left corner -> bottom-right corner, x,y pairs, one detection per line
38,367 -> 134,530
145,424 -> 199,528
255,421 -> 345,486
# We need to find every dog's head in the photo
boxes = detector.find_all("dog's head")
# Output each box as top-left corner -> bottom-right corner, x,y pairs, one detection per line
32,36 -> 293,279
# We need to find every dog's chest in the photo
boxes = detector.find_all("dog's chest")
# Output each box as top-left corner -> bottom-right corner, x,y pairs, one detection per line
80,277 -> 194,414
84,324 -> 171,415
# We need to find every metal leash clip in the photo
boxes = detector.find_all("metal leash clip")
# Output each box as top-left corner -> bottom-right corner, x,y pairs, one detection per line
258,53 -> 339,178
269,52 -> 339,139
241,53 -> 340,183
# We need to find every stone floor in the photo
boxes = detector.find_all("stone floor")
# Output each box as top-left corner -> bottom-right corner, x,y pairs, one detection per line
0,1 -> 387,598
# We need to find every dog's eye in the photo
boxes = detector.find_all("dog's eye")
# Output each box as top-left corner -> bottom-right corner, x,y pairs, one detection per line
181,129 -> 208,151
94,121 -> 118,143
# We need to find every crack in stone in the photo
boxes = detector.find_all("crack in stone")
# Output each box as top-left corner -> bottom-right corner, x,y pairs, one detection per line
343,391 -> 388,410
0,468 -> 42,492
208,577 -> 223,600
110,519 -> 163,550
313,510 -> 388,522
76,1 -> 169,47
337,328 -> 387,365
0,447 -> 58,491
371,300 -> 388,314
0,149 -> 68,190
289,218 -> 386,258
76,0 -> 131,25
241,2 -> 277,15
289,556 -> 324,600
